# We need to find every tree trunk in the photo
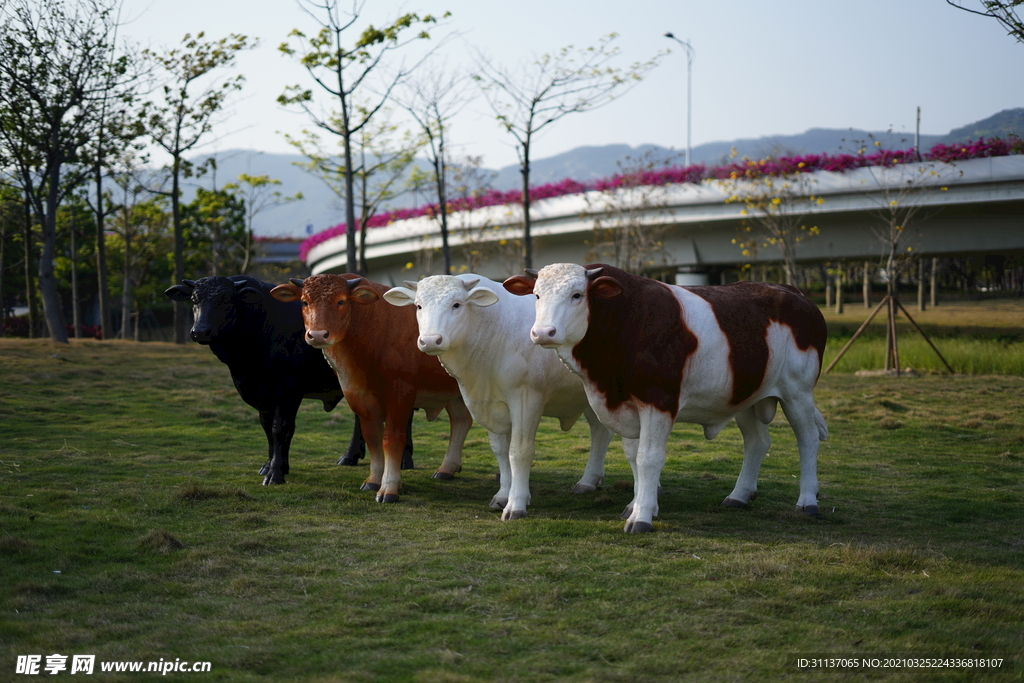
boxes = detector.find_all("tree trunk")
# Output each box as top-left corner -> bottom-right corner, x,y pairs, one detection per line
39,163 -> 68,344
930,257 -> 938,307
917,258 -> 926,312
71,217 -> 81,338
435,152 -> 451,275
121,237 -> 131,340
835,266 -> 844,314
23,193 -> 37,338
171,157 -> 186,344
520,138 -> 532,271
94,164 -> 113,340
862,261 -> 871,308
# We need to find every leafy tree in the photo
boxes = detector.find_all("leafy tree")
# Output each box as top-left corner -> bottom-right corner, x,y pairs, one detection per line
0,0 -> 137,342
143,31 -> 254,343
278,1 -> 446,274
108,171 -> 170,340
182,187 -> 248,277
717,156 -> 823,286
947,1 -> 1024,43
472,34 -> 665,270
222,173 -> 303,274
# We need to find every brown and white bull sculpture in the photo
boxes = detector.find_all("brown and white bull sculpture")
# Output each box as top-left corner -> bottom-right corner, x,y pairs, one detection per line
504,263 -> 828,533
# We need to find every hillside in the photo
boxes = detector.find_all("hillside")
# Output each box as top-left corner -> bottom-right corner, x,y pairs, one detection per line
194,107 -> 1023,238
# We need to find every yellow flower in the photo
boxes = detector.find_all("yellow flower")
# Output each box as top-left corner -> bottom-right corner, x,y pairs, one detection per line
889,200 -> 898,206
816,197 -> 824,205
404,262 -> 414,270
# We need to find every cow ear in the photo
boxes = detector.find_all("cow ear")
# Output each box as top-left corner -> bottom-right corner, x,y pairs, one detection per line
270,284 -> 301,303
349,285 -> 380,305
383,287 -> 416,307
590,276 -> 623,298
165,284 -> 193,302
239,287 -> 263,305
466,286 -> 499,307
502,275 -> 536,296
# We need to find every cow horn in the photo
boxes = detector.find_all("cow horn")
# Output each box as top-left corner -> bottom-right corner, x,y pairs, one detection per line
289,278 -> 305,288
234,280 -> 246,288
585,267 -> 604,280
462,278 -> 480,290
403,280 -> 419,291
181,279 -> 196,288
345,277 -> 364,288
524,268 -> 539,279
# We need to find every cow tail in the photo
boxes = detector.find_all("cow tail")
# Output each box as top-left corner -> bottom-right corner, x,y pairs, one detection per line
814,407 -> 829,442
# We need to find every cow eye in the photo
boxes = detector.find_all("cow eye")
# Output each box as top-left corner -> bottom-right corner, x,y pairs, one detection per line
572,292 -> 582,300
453,302 -> 461,309
337,300 -> 345,307
535,294 -> 540,300
300,301 -> 307,307
416,305 -> 422,310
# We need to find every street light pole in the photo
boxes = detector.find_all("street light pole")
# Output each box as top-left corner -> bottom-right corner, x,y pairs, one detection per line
664,32 -> 694,167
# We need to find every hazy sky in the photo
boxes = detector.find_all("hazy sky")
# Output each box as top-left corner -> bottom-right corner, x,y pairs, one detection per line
118,0 -> 1024,170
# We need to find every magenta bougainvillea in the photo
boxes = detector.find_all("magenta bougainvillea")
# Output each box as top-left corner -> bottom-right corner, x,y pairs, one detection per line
299,136 -> 1024,261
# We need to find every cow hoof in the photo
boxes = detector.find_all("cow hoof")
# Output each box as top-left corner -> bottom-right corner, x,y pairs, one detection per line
360,482 -> 381,492
261,476 -> 285,486
489,496 -> 507,510
258,464 -> 270,476
378,493 -> 400,503
722,497 -> 749,509
797,505 -> 820,516
400,457 -> 415,470
432,471 -> 456,481
624,521 -> 654,533
502,509 -> 527,521
620,504 -> 634,520
571,482 -> 597,494
337,455 -> 362,466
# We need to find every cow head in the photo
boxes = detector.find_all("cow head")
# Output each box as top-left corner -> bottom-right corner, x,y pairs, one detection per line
270,274 -> 379,348
165,276 -> 264,344
383,275 -> 499,355
504,264 -> 622,349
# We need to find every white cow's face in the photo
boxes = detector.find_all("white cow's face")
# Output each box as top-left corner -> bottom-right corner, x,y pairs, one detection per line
530,263 -> 592,349
383,275 -> 498,355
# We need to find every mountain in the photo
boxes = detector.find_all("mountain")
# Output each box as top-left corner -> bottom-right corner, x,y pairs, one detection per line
195,107 -> 1022,238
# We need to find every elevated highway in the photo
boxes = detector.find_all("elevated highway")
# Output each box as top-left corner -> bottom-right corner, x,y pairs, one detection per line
305,156 -> 1024,285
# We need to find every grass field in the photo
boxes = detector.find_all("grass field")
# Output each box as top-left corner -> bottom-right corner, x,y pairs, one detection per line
1,332 -> 1024,681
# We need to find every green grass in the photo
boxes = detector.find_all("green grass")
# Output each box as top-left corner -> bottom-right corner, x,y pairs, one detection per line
2,339 -> 1024,681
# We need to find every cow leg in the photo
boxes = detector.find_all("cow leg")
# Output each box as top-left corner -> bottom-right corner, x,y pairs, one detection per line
338,414 -> 366,466
781,398 -> 825,516
258,410 -> 274,476
501,394 -> 542,521
619,436 -> 640,519
723,406 -> 772,508
377,403 -> 416,503
487,430 -> 512,510
433,398 -> 470,480
401,412 -> 415,470
571,406 -> 613,494
262,399 -> 300,485
356,411 -> 386,493
622,411 -> 672,533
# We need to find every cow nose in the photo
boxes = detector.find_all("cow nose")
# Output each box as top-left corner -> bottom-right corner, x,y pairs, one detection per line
191,328 -> 211,344
306,329 -> 330,344
531,325 -> 557,342
418,334 -> 444,354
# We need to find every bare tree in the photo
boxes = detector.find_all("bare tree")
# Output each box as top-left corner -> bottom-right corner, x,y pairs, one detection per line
143,31 -> 253,344
472,34 -> 665,270
279,0 -> 447,274
587,151 -> 677,275
396,62 -> 474,275
0,0 -> 137,342
718,161 -> 823,286
947,1 -> 1024,43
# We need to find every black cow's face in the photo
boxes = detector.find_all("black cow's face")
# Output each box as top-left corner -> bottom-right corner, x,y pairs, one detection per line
165,277 -> 263,344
